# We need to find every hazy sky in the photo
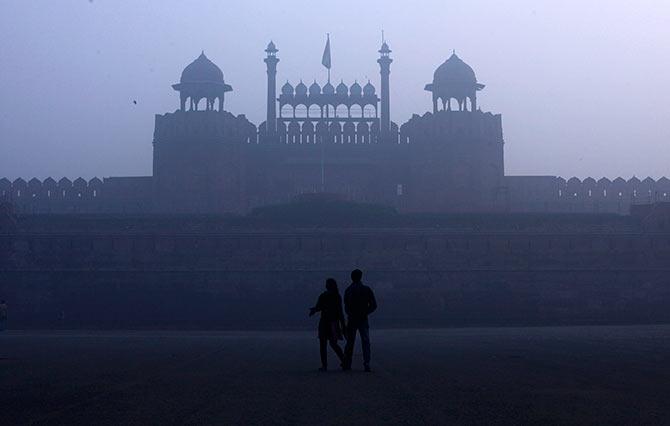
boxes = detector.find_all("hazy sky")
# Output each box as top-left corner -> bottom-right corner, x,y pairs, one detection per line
1,0 -> 669,180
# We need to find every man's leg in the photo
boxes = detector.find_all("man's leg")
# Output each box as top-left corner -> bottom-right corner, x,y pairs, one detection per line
319,337 -> 328,369
343,324 -> 357,369
359,325 -> 371,370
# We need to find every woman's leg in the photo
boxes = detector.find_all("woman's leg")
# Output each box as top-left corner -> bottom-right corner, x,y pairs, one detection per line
328,338 -> 345,364
319,337 -> 328,369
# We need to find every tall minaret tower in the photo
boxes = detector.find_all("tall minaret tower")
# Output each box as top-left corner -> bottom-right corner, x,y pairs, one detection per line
264,41 -> 279,136
377,39 -> 393,139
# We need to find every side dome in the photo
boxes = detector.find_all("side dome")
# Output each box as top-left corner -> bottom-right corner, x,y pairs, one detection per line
424,52 -> 485,112
432,53 -> 476,86
180,51 -> 224,84
295,80 -> 308,96
323,81 -> 335,95
309,80 -> 321,95
281,81 -> 294,95
336,80 -> 348,96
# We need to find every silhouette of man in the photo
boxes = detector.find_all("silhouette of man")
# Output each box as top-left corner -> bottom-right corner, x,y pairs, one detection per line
343,269 -> 377,372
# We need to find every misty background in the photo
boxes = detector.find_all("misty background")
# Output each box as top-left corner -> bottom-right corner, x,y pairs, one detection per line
0,0 -> 668,180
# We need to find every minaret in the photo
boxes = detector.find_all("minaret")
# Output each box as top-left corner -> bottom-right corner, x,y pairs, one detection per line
377,39 -> 393,139
264,41 -> 279,136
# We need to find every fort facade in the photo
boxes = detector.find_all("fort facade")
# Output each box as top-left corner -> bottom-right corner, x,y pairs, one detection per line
2,42 -> 668,215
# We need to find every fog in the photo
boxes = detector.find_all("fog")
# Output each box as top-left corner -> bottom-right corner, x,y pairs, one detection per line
1,0 -> 668,180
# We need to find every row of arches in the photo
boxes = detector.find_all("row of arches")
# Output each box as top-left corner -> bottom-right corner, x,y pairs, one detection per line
433,95 -> 478,113
279,103 -> 378,119
277,120 -> 382,145
179,95 -> 225,112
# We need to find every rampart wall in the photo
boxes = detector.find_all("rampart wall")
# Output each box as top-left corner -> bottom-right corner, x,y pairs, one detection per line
2,228 -> 669,328
506,176 -> 670,214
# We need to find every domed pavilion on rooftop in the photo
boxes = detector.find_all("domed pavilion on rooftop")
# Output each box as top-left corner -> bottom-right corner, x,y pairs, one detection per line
425,52 -> 485,113
172,52 -> 233,112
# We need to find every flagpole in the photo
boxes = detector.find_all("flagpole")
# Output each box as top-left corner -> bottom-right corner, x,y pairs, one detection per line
322,33 -> 331,192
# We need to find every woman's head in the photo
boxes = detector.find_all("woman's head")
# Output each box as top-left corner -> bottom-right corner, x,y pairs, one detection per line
326,278 -> 338,292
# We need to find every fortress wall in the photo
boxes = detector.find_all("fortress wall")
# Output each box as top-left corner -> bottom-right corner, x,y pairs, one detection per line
400,111 -> 505,212
4,174 -> 670,216
506,176 -> 670,214
0,177 -> 153,214
2,230 -> 669,327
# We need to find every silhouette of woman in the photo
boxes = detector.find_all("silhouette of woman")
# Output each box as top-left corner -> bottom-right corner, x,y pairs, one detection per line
309,278 -> 346,371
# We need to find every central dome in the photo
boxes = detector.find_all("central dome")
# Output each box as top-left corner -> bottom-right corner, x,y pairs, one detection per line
180,52 -> 224,84
433,53 -> 477,85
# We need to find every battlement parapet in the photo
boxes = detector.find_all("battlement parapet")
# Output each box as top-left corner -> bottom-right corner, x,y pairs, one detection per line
0,176 -> 152,214
505,175 -> 670,214
154,110 -> 257,144
399,110 -> 503,145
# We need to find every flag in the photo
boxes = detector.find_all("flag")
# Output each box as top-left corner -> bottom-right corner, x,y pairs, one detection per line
321,34 -> 331,70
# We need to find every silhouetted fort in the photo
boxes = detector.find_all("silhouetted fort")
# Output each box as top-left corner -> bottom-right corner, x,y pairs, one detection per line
2,41 -> 669,214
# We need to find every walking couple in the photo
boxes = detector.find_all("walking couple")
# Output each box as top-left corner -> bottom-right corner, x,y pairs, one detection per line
309,269 -> 377,372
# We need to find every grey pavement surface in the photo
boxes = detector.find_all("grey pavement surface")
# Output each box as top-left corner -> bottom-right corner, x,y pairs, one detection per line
2,326 -> 670,425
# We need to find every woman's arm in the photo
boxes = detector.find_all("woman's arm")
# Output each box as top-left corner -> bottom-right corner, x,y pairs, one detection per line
309,294 -> 325,317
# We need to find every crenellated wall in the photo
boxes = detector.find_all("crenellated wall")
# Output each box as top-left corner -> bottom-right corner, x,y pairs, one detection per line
400,110 -> 505,212
0,176 -> 152,214
506,175 -> 670,214
153,110 -> 256,213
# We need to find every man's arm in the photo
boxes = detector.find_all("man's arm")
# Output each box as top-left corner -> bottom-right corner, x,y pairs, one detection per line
367,288 -> 378,315
343,289 -> 352,317
337,295 -> 347,331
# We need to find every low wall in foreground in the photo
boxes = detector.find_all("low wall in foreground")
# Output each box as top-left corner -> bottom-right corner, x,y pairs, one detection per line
1,229 -> 669,328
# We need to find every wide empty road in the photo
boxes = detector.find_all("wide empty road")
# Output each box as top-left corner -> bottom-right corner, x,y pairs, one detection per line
2,326 -> 670,425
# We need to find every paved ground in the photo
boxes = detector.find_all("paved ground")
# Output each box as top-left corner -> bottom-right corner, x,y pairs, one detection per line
2,326 -> 670,425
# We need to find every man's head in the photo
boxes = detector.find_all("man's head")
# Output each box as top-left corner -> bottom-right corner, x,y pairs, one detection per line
351,269 -> 363,283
